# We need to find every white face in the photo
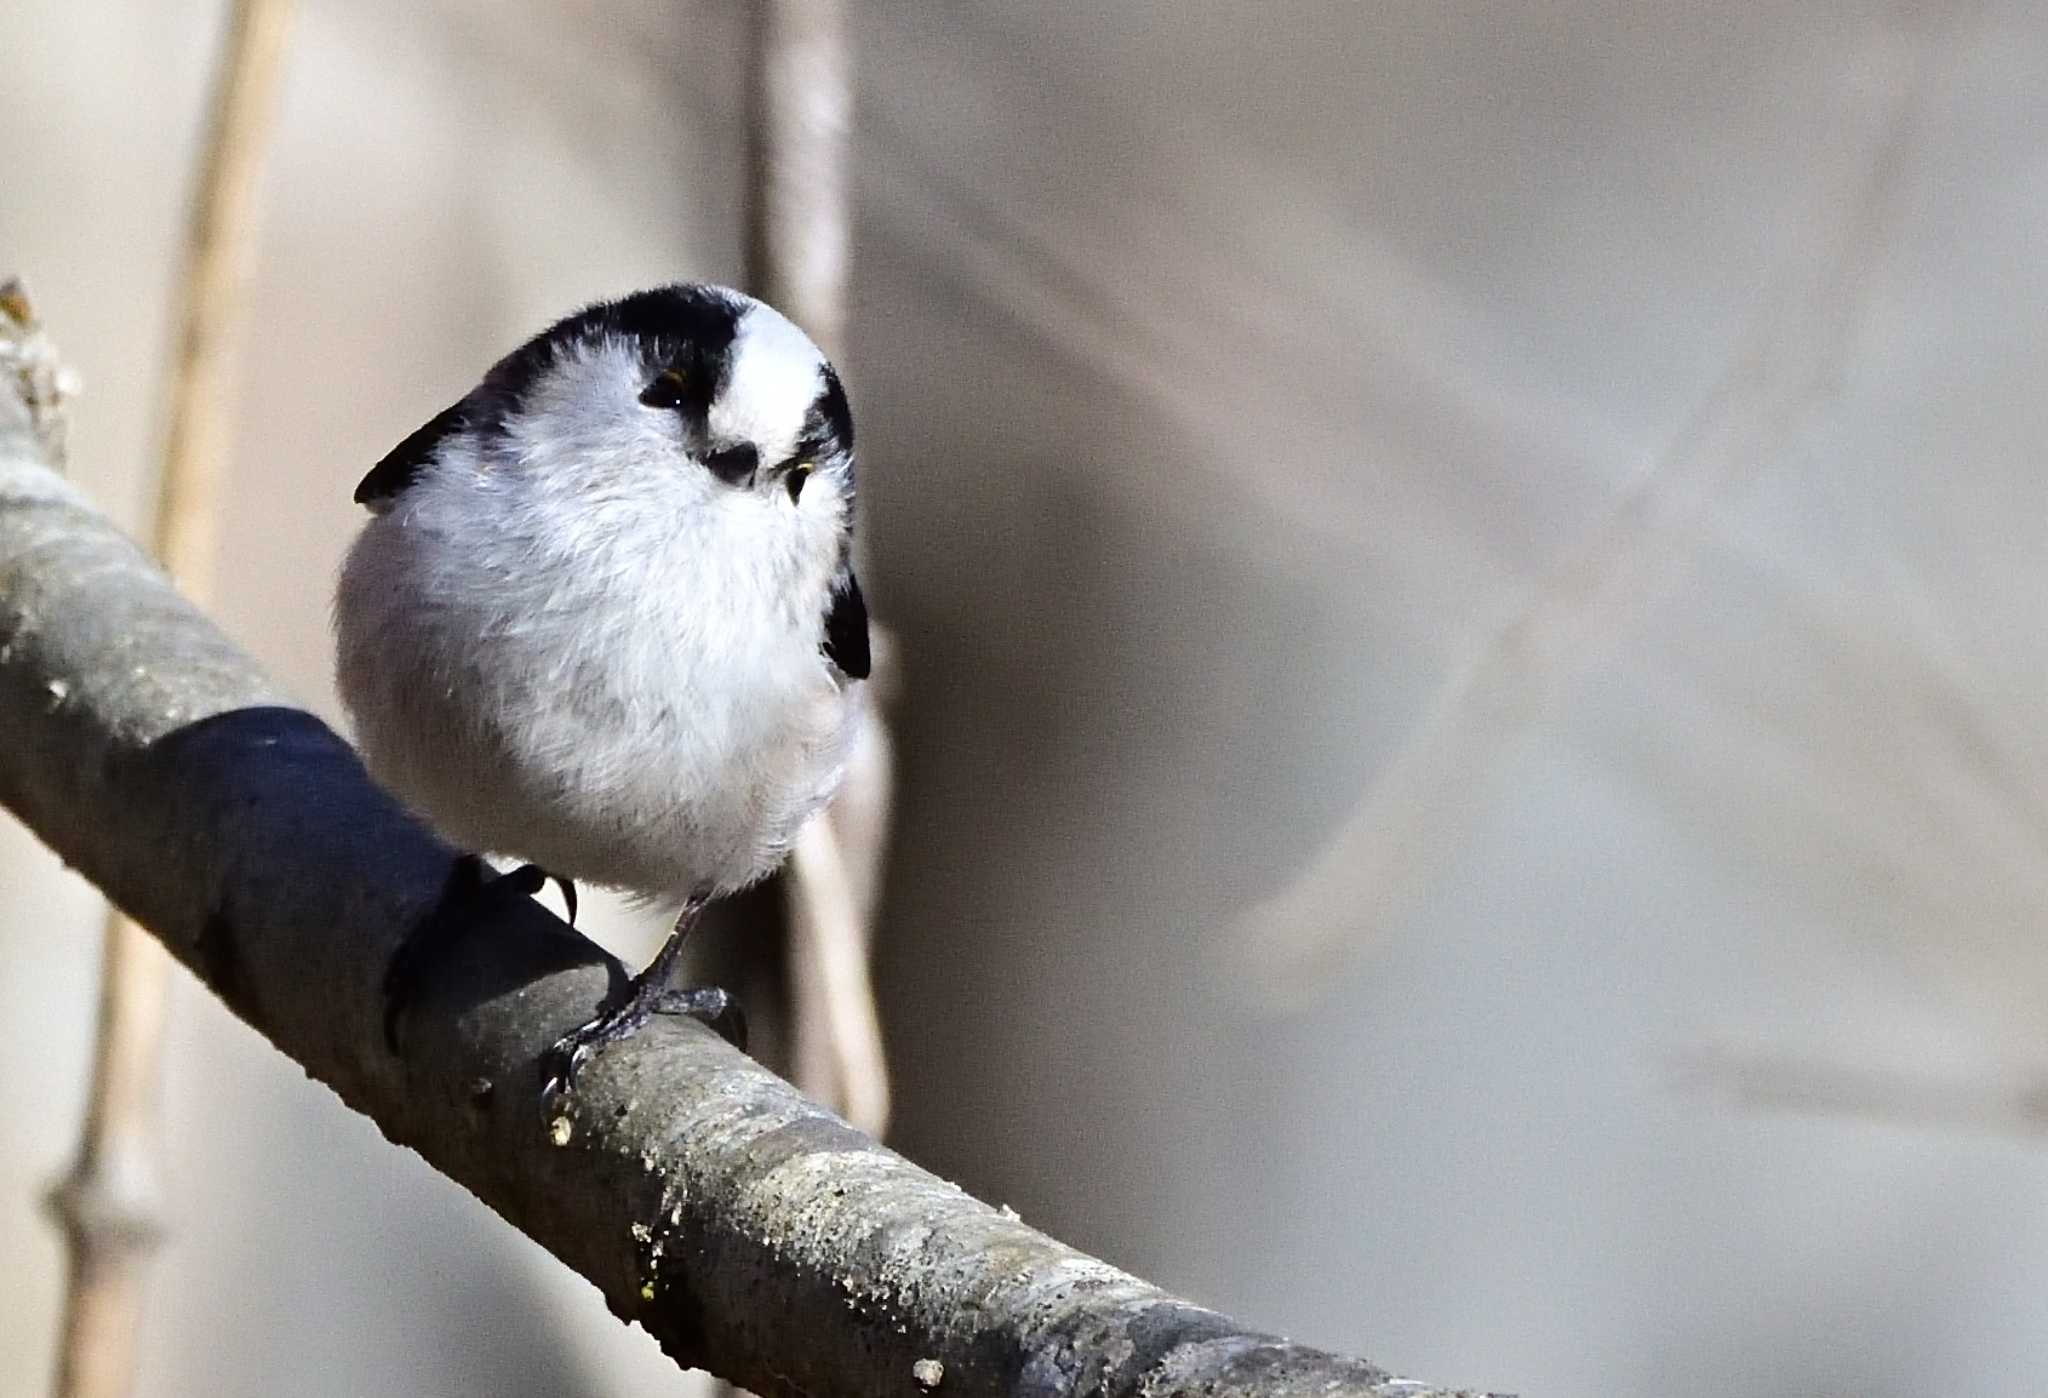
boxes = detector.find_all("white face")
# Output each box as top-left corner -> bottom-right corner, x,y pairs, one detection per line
499,295 -> 853,529
713,300 -> 835,468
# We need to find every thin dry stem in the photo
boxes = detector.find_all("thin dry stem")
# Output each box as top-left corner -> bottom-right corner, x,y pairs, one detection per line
1676,1044 -> 2048,1136
0,281 -> 79,463
47,5 -> 295,1397
46,917 -> 171,1398
744,0 -> 894,1136
788,676 -> 896,1134
151,0 -> 296,591
745,0 -> 851,361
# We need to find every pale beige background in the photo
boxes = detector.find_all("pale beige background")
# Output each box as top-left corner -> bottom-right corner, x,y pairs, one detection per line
6,2 -> 2048,1395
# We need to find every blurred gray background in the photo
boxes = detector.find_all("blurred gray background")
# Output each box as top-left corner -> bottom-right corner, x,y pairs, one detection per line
7,2 -> 2048,1395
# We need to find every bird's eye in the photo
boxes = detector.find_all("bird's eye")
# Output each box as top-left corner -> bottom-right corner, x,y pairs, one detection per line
638,369 -> 689,410
785,459 -> 814,503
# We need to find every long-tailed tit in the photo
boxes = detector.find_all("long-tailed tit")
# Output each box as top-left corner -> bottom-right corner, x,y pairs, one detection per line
334,284 -> 869,1095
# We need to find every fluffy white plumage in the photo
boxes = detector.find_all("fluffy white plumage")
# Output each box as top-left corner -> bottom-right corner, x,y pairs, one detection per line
334,288 -> 864,908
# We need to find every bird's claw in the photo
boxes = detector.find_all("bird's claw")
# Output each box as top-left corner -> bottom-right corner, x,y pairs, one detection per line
538,984 -> 747,1102
539,1004 -> 647,1101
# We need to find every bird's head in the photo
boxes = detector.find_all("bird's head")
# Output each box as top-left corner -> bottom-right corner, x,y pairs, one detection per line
470,284 -> 855,529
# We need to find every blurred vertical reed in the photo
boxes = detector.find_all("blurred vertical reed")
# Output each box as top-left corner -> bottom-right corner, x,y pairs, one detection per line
46,3 -> 294,1395
744,0 -> 896,1140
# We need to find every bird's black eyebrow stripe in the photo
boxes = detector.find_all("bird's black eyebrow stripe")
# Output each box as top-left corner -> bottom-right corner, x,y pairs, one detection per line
788,365 -> 856,478
813,365 -> 854,453
465,284 -> 744,440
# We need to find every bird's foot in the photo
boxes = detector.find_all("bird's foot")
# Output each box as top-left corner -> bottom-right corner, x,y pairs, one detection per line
383,856 -> 575,1052
539,981 -> 746,1100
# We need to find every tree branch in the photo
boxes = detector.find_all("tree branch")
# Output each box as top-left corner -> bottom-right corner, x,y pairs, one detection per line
0,318 -> 1492,1398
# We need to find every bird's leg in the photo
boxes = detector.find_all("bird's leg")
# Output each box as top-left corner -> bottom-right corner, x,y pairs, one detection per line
385,855 -> 571,1051
539,896 -> 745,1099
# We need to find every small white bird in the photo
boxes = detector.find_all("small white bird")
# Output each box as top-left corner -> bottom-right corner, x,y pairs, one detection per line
334,284 -> 869,1093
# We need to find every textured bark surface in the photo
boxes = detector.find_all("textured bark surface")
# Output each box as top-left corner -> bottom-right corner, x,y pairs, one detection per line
0,400 -> 1494,1396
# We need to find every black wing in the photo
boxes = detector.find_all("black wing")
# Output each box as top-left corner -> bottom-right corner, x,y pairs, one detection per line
822,569 -> 871,680
354,401 -> 467,507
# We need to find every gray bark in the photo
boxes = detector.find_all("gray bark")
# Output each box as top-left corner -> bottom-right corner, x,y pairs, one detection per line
0,327 -> 1496,1398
